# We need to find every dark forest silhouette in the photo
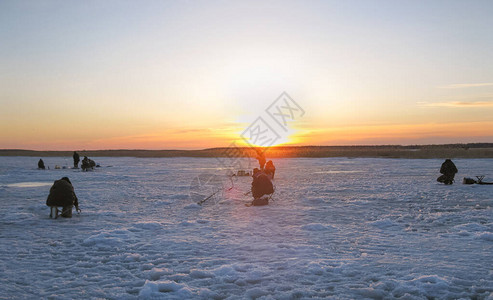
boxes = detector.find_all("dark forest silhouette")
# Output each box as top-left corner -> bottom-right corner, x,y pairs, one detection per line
1,143 -> 493,159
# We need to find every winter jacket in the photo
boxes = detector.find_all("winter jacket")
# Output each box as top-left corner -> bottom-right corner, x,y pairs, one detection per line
46,179 -> 79,208
440,160 -> 458,175
251,173 -> 274,199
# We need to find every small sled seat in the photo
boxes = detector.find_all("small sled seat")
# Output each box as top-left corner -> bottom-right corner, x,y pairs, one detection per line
49,206 -> 73,218
463,177 -> 477,184
251,195 -> 270,206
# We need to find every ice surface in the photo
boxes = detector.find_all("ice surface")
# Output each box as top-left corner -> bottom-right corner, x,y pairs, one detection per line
1,156 -> 492,299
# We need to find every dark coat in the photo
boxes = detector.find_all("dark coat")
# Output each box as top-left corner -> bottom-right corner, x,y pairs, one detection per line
38,159 -> 45,169
251,173 -> 274,199
73,152 -> 80,163
81,157 -> 96,170
440,160 -> 458,175
46,179 -> 79,208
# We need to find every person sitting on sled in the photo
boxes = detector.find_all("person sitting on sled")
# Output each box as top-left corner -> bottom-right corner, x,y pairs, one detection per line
250,168 -> 274,206
437,159 -> 458,185
46,177 -> 80,218
81,156 -> 96,171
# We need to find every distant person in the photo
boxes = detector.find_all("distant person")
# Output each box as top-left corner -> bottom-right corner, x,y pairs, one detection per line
437,159 -> 458,185
81,156 -> 96,171
38,159 -> 45,170
265,160 -> 276,179
250,169 -> 274,206
81,156 -> 88,170
255,148 -> 266,170
73,151 -> 80,168
46,177 -> 80,218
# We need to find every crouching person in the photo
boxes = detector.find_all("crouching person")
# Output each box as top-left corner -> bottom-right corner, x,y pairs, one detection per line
250,169 -> 274,206
46,177 -> 80,218
437,159 -> 458,185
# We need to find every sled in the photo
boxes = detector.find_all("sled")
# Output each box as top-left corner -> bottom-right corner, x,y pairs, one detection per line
236,170 -> 251,176
463,175 -> 493,185
245,195 -> 270,207
475,175 -> 493,184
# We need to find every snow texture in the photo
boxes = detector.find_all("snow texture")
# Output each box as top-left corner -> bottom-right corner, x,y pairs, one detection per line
1,156 -> 492,299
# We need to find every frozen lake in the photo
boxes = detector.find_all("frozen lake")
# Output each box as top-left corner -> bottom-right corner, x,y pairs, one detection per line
0,156 -> 492,299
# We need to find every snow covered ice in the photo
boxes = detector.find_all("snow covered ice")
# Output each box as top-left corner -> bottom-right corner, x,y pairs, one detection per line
1,156 -> 492,299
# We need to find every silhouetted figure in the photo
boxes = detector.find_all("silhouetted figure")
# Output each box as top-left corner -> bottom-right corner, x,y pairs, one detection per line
38,159 -> 45,170
250,169 -> 274,206
265,160 -> 276,179
46,177 -> 80,218
437,159 -> 458,185
81,156 -> 96,171
255,148 -> 266,170
73,151 -> 80,168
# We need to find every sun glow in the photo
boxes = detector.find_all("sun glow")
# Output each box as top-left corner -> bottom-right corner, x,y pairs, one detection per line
1,1 -> 493,150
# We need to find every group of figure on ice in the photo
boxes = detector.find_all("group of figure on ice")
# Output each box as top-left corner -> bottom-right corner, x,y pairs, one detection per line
42,151 -> 490,218
437,158 -> 492,185
74,151 -> 97,171
249,149 -> 276,206
37,152 -> 96,171
38,152 -> 98,218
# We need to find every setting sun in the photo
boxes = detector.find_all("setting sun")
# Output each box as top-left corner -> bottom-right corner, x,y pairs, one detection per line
1,1 -> 492,150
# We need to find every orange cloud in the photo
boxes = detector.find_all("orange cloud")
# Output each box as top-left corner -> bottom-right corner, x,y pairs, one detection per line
438,83 -> 493,89
3,120 -> 492,150
86,127 -> 239,150
297,121 -> 493,145
418,101 -> 493,108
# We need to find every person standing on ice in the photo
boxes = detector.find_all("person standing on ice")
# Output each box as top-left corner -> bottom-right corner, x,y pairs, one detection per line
264,160 -> 276,179
437,159 -> 458,185
255,148 -> 266,170
46,177 -> 81,218
73,151 -> 80,168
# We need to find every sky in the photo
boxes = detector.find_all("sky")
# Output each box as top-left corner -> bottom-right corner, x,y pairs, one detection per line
1,0 -> 493,150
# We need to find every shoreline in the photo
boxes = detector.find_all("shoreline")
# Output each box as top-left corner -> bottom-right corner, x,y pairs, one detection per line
1,144 -> 493,159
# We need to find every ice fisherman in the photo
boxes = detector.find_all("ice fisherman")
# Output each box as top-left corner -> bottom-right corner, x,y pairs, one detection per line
264,160 -> 276,179
437,159 -> 458,185
38,159 -> 45,170
46,177 -> 80,218
250,168 -> 274,206
73,151 -> 80,168
81,156 -> 96,171
255,148 -> 266,170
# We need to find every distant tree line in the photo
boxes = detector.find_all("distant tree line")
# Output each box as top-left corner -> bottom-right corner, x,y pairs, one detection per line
1,143 -> 493,158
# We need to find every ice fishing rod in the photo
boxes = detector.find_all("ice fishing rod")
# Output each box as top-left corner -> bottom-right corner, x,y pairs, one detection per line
199,172 -> 255,205
197,189 -> 222,205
